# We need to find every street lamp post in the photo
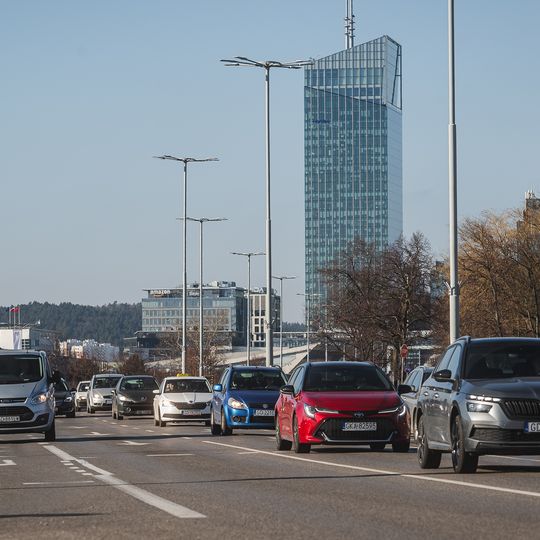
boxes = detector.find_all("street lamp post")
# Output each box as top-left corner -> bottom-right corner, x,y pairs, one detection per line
180,217 -> 227,377
153,155 -> 218,374
232,251 -> 264,365
272,275 -> 296,368
221,56 -> 312,366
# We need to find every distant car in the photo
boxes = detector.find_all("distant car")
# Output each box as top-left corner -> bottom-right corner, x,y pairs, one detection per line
275,361 -> 411,454
87,374 -> 123,414
74,380 -> 90,412
154,376 -> 212,427
401,366 -> 433,437
417,337 -> 540,474
54,379 -> 76,418
112,375 -> 159,420
210,366 -> 287,436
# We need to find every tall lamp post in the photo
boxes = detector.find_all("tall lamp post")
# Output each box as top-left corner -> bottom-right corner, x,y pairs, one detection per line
179,217 -> 227,377
232,251 -> 264,365
448,0 -> 459,344
221,56 -> 312,366
272,275 -> 296,368
153,155 -> 218,374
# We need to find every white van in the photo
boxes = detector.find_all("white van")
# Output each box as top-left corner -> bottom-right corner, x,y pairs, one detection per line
0,349 -> 57,441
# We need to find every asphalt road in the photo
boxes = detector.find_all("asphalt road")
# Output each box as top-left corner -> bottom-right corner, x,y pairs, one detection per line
2,412 -> 540,540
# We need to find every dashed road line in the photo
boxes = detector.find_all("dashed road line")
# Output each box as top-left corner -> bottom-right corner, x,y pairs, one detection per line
147,454 -> 193,457
0,459 -> 16,466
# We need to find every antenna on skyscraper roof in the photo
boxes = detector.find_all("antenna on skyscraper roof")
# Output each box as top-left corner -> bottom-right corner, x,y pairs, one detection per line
345,0 -> 355,49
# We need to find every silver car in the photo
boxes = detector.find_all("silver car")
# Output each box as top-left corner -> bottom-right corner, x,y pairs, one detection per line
87,374 -> 123,414
417,337 -> 540,473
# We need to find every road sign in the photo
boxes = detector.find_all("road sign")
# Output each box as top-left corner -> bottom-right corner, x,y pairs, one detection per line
400,344 -> 409,358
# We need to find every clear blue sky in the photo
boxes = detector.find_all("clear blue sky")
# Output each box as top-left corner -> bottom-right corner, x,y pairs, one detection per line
1,0 -> 539,322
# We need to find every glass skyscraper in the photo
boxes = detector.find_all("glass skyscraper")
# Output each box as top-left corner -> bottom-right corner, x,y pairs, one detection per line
304,35 -> 403,298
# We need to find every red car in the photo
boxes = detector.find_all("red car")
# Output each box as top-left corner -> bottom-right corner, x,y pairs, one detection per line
275,361 -> 411,453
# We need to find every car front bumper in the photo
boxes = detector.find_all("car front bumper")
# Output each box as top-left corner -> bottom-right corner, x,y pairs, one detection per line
224,406 -> 275,428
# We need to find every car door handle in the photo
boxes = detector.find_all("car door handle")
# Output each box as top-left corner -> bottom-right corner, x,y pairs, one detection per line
433,393 -> 439,399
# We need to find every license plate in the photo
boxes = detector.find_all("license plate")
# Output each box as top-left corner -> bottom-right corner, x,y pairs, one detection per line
253,409 -> 274,417
525,422 -> 540,433
0,416 -> 20,423
179,409 -> 202,415
135,410 -> 152,415
342,421 -> 377,431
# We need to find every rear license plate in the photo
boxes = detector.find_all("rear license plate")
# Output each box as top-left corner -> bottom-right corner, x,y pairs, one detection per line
179,409 -> 202,415
0,416 -> 20,423
525,422 -> 540,433
135,410 -> 152,415
253,409 -> 274,417
342,421 -> 377,431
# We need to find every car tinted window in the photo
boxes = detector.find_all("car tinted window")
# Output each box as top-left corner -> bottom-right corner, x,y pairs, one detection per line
77,382 -> 90,392
229,370 -> 286,391
120,377 -> 158,391
55,380 -> 69,392
163,379 -> 211,393
407,370 -> 421,391
435,347 -> 455,372
464,342 -> 540,379
293,367 -> 305,394
421,369 -> 433,383
93,376 -> 122,389
447,346 -> 462,378
303,364 -> 393,392
287,367 -> 300,389
0,354 -> 43,384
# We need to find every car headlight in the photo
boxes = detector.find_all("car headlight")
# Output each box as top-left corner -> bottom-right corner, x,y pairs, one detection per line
467,394 -> 501,402
379,404 -> 407,416
93,394 -> 103,401
119,395 -> 127,402
65,396 -> 72,402
161,397 -> 173,407
304,404 -> 317,418
227,397 -> 247,410
31,393 -> 48,405
467,402 -> 492,413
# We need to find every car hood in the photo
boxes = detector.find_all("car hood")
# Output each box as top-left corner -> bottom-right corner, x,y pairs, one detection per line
162,392 -> 212,403
54,390 -> 70,400
91,388 -> 114,397
227,389 -> 281,405
302,391 -> 401,411
118,390 -> 156,402
463,378 -> 540,399
0,381 -> 42,400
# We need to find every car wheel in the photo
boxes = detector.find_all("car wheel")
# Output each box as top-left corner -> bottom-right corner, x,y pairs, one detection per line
392,440 -> 410,453
205,420 -> 211,427
210,409 -> 222,435
417,415 -> 441,469
292,415 -> 310,454
158,411 -> 166,427
117,410 -> 123,420
451,415 -> 478,474
154,414 -> 159,427
275,415 -> 292,451
370,442 -> 386,451
66,410 -> 76,419
221,409 -> 232,436
88,405 -> 94,414
112,408 -> 117,420
44,420 -> 56,442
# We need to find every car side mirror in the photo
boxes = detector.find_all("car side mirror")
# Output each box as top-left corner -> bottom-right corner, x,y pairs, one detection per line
280,385 -> 295,395
111,389 -> 116,395
153,389 -> 160,394
213,384 -> 223,392
397,384 -> 413,395
434,369 -> 453,382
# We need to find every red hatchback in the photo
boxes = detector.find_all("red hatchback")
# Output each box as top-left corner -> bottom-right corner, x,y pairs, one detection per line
275,362 -> 411,453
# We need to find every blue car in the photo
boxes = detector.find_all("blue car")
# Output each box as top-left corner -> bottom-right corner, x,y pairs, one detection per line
210,366 -> 287,435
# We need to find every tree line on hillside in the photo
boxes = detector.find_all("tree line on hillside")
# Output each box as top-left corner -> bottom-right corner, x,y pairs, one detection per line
0,302 -> 141,346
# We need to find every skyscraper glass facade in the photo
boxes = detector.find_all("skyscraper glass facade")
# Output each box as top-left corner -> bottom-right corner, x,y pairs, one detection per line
304,35 -> 403,298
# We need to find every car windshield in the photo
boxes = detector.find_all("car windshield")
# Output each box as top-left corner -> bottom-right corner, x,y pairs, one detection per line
0,354 -> 43,384
93,376 -> 122,389
229,370 -> 286,391
303,364 -> 393,392
77,382 -> 90,392
163,379 -> 210,393
54,380 -> 69,392
464,342 -> 540,379
121,377 -> 158,391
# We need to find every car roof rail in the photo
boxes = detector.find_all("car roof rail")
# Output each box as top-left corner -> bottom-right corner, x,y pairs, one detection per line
455,335 -> 471,344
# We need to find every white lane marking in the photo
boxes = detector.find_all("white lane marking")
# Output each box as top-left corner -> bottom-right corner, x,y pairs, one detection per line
111,422 -> 118,425
203,441 -> 540,499
44,445 -> 205,519
145,430 -> 155,433
118,440 -> 149,446
120,425 -> 129,427
23,480 -> 95,485
487,455 -> 540,463
68,426 -> 86,429
182,437 -> 192,440
147,454 -> 194,457
88,432 -> 110,436
237,451 -> 259,455
0,459 -> 16,466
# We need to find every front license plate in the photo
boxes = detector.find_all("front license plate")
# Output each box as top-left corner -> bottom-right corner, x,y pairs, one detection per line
525,422 -> 540,433
342,421 -> 377,431
0,416 -> 20,423
253,409 -> 275,417
135,410 -> 152,415
179,410 -> 202,415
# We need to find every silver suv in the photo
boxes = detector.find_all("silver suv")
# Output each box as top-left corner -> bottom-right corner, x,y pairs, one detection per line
417,337 -> 540,473
0,349 -> 58,441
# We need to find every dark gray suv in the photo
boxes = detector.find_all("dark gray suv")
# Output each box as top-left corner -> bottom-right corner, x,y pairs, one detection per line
417,337 -> 540,473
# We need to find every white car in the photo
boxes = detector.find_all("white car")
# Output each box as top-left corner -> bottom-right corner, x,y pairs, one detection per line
153,376 -> 212,427
87,374 -> 123,414
74,380 -> 90,411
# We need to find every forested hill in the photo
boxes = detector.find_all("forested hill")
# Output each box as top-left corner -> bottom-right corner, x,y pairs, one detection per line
0,302 -> 141,346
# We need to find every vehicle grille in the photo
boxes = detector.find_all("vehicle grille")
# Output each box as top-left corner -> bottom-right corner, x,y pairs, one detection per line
248,414 -> 274,424
501,400 -> 540,419
315,417 -> 397,442
246,402 -> 274,409
173,402 -> 207,410
0,406 -> 34,421
471,427 -> 540,443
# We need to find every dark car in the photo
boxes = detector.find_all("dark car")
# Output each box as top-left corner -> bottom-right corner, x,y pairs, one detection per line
112,375 -> 159,419
210,366 -> 287,435
401,366 -> 433,437
275,362 -> 410,454
54,379 -> 76,418
417,337 -> 540,473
